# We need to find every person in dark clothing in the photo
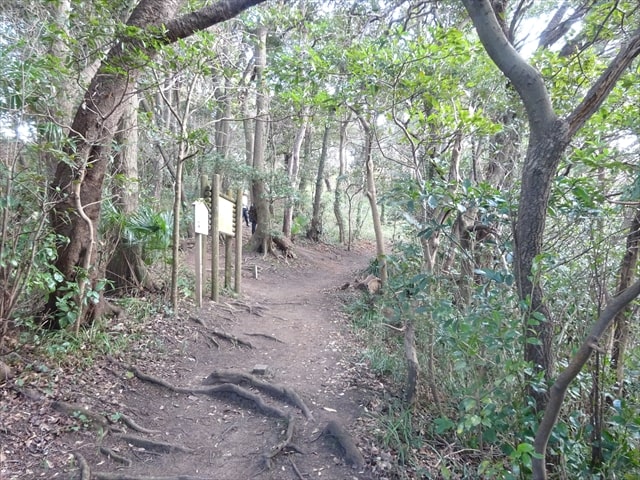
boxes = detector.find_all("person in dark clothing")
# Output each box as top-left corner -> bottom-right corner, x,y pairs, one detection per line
248,205 -> 257,234
242,206 -> 250,226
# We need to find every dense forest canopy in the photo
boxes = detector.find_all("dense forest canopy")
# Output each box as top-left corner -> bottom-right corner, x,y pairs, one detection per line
1,0 -> 640,478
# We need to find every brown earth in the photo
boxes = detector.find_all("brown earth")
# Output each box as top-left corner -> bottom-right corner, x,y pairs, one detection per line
1,239 -> 400,480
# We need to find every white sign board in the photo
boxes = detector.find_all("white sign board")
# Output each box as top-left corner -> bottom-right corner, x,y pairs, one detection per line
193,200 -> 209,235
218,196 -> 235,237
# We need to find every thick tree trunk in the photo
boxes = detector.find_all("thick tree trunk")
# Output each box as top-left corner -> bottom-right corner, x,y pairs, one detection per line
249,26 -> 271,254
44,0 -> 266,327
107,94 -> 156,293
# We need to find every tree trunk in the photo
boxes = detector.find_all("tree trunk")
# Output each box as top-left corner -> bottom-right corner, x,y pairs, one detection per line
283,113 -> 308,238
249,26 -> 270,254
333,116 -> 348,245
44,0 -> 267,327
610,207 -> 640,392
106,93 -> 155,293
463,1 -> 640,477
356,113 -> 386,284
307,120 -> 330,241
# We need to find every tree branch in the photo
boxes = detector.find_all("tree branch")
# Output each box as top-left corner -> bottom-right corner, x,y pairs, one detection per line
462,0 -> 557,127
164,0 -> 268,42
532,278 -> 640,480
566,27 -> 640,137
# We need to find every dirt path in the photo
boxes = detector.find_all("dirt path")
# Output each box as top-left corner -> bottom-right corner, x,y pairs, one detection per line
2,240 -> 381,479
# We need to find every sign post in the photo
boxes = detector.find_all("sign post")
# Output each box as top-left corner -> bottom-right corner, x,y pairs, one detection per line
193,200 -> 209,307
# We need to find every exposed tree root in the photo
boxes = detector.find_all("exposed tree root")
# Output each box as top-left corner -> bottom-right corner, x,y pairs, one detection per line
203,370 -> 314,421
100,446 -> 132,466
51,400 -> 110,429
208,328 -> 253,348
93,474 -> 213,480
321,420 -> 365,469
117,434 -> 193,454
132,368 -> 288,419
226,299 -> 269,317
261,415 -> 299,469
74,452 -> 90,480
243,332 -> 285,343
188,316 -> 253,348
198,330 -> 220,349
290,457 -> 305,480
119,413 -> 161,434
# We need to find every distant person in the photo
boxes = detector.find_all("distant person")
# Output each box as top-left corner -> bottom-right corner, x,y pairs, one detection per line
248,205 -> 257,234
242,205 -> 250,226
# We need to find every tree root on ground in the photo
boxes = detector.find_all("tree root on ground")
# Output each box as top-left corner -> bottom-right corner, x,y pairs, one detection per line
260,415 -> 304,470
117,434 -> 193,453
74,452 -> 90,480
93,474 -> 214,480
119,413 -> 161,434
290,457 -> 305,480
50,399 -> 109,430
203,370 -> 314,421
188,316 -> 253,348
320,420 -> 365,469
132,368 -> 288,419
100,446 -> 132,466
242,332 -> 285,343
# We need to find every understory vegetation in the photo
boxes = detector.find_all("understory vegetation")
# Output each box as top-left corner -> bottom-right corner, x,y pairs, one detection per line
2,0 -> 640,479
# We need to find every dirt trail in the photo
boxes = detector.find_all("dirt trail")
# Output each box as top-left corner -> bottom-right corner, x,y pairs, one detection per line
1,240 -> 381,480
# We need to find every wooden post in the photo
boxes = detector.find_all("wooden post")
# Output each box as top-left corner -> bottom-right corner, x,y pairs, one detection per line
235,189 -> 243,294
211,174 -> 220,302
197,175 -> 209,307
195,233 -> 203,307
224,236 -> 232,288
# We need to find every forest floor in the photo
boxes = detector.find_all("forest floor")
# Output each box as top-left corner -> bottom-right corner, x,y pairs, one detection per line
1,235 -> 403,480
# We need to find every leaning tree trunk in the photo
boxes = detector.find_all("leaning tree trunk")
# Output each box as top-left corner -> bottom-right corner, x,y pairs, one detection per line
44,0 -> 267,328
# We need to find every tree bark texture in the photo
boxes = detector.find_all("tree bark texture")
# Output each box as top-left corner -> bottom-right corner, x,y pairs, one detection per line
249,26 -> 270,254
45,0 -> 266,326
106,93 -> 154,293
